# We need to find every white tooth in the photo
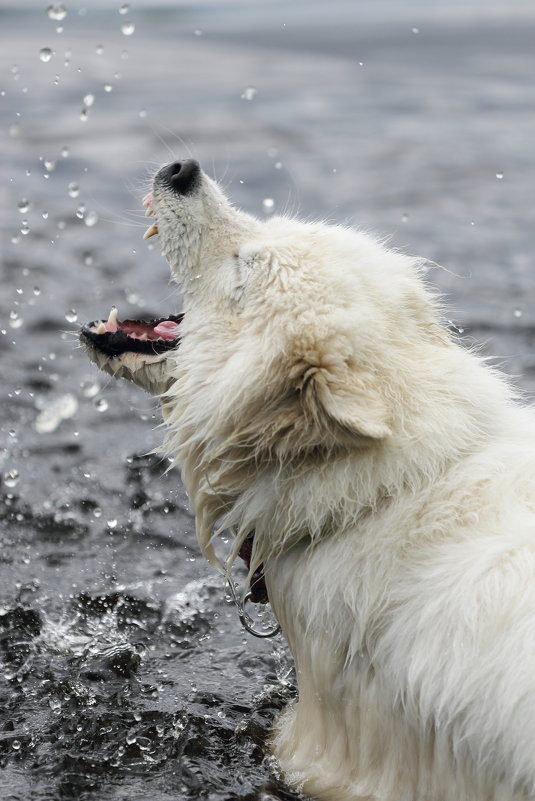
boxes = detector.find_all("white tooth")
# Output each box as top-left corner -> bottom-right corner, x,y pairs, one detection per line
145,208 -> 154,217
143,223 -> 158,240
139,333 -> 148,340
107,306 -> 118,327
96,323 -> 107,334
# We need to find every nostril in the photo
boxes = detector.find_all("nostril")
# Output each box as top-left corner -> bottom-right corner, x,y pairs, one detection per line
160,159 -> 200,196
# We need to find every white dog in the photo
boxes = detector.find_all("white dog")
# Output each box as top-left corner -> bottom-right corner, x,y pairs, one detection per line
81,159 -> 535,801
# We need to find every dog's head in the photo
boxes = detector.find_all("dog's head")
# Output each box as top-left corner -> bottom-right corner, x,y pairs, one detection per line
82,159 -> 446,566
148,160 -> 444,449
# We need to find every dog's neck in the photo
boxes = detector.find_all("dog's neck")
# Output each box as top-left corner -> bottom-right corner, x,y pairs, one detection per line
164,337 -> 518,577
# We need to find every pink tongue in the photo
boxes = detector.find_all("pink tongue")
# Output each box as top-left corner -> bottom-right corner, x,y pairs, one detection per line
153,320 -> 181,340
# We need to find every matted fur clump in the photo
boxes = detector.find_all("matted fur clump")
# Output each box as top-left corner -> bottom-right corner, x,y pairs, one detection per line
82,159 -> 535,801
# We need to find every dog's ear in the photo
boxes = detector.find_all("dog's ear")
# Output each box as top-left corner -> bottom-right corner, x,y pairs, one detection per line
293,357 -> 392,444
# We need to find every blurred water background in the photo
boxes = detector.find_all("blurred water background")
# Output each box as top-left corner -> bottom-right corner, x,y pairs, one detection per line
1,1 -> 534,799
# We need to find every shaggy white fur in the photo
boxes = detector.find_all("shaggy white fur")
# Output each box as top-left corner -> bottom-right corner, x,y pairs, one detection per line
86,161 -> 535,801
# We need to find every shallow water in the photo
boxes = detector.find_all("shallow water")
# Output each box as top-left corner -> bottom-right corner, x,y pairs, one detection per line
1,2 -> 534,799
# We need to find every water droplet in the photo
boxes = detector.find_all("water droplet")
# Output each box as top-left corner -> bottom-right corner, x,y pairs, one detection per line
194,28 -> 203,36
411,27 -> 420,34
274,161 -> 282,170
47,4 -> 67,21
138,109 -> 146,118
241,86 -> 257,101
33,286 -> 41,296
358,61 -> 364,67
107,519 -> 118,529
495,172 -> 504,180
94,397 -> 108,412
61,145 -> 70,157
18,198 -> 30,213
42,211 -> 49,219
44,158 -> 56,172
80,108 -> 88,122
65,309 -> 77,323
67,182 -> 79,198
103,83 -> 113,93
40,47 -> 54,62
11,740 -> 21,751
20,221 -> 30,236
262,197 -> 275,214
401,213 -> 409,223
76,204 -> 85,219
96,44 -> 104,55
121,21 -> 135,36
119,3 -> 130,13
56,25 -> 64,34
83,92 -> 94,107
81,378 -> 100,397
34,394 -> 78,433
93,506 -> 102,518
84,210 -> 98,227
10,310 -> 23,327
514,308 -> 523,318
3,469 -> 20,488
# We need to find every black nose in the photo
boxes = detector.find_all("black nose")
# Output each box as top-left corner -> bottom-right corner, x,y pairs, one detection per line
157,159 -> 200,195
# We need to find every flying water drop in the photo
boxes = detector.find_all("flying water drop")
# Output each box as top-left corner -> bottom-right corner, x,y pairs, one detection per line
241,86 -> 257,101
84,210 -> 98,227
3,469 -> 20,488
47,4 -> 67,21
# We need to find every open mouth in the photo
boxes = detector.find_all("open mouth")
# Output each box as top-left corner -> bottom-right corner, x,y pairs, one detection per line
80,306 -> 183,357
79,192 -> 185,357
80,191 -> 184,360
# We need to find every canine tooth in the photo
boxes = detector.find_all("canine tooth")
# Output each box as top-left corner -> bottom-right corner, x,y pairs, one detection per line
139,333 -> 148,340
107,306 -> 118,327
96,323 -> 107,334
143,223 -> 158,240
145,207 -> 154,217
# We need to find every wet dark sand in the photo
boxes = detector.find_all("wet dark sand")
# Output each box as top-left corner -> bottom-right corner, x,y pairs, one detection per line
1,2 -> 534,799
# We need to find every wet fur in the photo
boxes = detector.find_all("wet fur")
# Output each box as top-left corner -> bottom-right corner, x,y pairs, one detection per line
88,165 -> 535,801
